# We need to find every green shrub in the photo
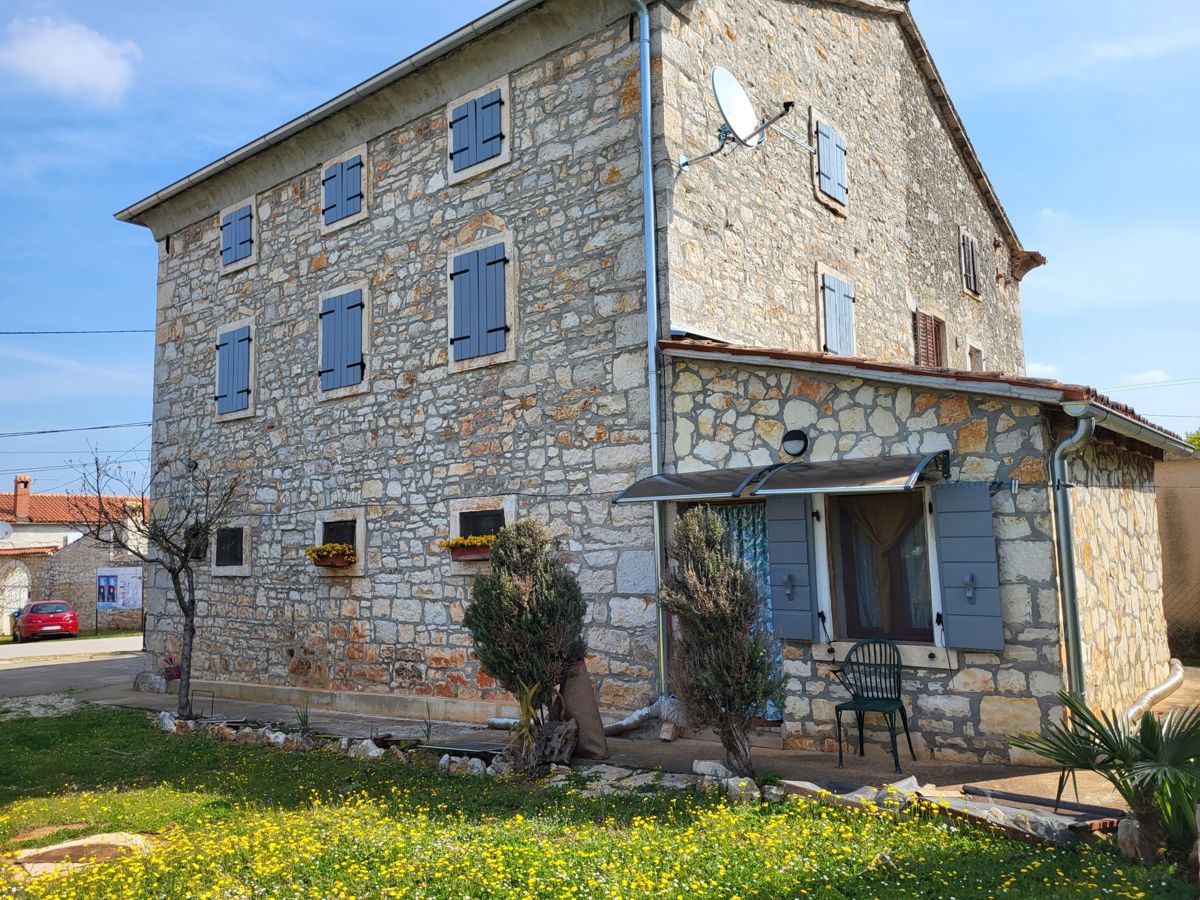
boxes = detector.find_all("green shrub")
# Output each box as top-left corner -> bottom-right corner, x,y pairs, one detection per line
1011,691 -> 1200,864
660,506 -> 783,777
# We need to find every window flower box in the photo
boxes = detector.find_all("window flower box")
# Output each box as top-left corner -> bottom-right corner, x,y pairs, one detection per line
305,542 -> 358,569
439,534 -> 497,561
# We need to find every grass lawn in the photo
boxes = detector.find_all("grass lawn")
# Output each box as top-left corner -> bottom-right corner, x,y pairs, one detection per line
0,705 -> 1189,899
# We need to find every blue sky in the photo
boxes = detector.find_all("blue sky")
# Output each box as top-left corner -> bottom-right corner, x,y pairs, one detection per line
0,0 -> 1196,494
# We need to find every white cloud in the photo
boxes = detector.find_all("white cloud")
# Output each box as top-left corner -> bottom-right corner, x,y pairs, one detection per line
0,17 -> 140,105
0,344 -> 149,401
1039,208 -> 1065,221
1120,369 -> 1171,386
1004,28 -> 1200,84
1025,362 -> 1059,379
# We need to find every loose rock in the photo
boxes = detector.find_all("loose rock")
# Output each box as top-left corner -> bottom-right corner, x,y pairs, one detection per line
349,739 -> 384,760
723,777 -> 761,804
156,711 -> 176,733
692,759 -> 733,779
466,757 -> 487,776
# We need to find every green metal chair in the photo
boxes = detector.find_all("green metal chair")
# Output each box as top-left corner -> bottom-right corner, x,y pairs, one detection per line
832,638 -> 916,774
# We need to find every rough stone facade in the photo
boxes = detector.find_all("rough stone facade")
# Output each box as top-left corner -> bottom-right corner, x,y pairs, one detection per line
667,354 -> 1063,762
1069,440 -> 1171,713
143,7 -> 660,719
654,0 -> 1024,374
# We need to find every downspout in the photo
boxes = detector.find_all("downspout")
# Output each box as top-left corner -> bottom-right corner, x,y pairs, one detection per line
1051,408 -> 1094,702
629,0 -> 669,698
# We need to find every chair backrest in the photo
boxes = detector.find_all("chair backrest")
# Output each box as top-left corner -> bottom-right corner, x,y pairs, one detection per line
841,638 -> 903,700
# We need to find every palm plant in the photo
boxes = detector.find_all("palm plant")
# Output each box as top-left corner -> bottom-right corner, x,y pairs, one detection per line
1010,691 -> 1200,863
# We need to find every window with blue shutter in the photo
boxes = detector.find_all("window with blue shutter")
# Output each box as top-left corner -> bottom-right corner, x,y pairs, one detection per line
322,154 -> 364,226
450,87 -> 505,174
215,325 -> 252,414
319,290 -> 365,390
932,482 -> 1004,652
821,273 -> 855,356
220,205 -> 253,266
450,243 -> 509,361
816,121 -> 848,205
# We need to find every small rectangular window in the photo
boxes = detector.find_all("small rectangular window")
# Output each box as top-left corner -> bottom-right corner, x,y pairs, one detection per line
912,312 -> 946,368
960,229 -> 981,295
215,324 -> 252,415
319,290 -> 365,391
220,204 -> 253,265
461,509 -> 505,538
816,121 -> 848,206
214,527 -> 244,567
450,243 -> 509,362
322,519 -> 357,547
322,154 -> 364,226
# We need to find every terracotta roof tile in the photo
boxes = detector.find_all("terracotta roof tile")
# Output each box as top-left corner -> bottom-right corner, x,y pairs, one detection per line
0,492 -> 145,525
0,546 -> 58,557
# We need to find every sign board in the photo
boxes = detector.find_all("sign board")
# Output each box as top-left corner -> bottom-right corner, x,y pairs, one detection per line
96,567 -> 142,610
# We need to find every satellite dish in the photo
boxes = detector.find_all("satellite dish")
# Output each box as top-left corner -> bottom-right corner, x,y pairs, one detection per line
0,522 -> 12,541
678,66 -> 811,173
711,66 -> 765,148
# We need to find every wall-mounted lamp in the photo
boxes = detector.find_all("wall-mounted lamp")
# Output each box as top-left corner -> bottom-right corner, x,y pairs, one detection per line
781,429 -> 809,458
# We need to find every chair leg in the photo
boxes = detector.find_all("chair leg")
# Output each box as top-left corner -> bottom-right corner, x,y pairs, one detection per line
836,710 -> 844,768
855,711 -> 865,756
885,712 -> 901,774
899,706 -> 916,761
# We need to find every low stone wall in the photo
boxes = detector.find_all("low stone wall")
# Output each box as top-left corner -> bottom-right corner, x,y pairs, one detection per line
668,357 -> 1065,763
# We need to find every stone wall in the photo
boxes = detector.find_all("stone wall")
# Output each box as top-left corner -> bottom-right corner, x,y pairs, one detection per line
143,16 -> 659,718
667,355 -> 1064,763
654,0 -> 1025,374
1069,439 -> 1171,713
41,537 -> 143,633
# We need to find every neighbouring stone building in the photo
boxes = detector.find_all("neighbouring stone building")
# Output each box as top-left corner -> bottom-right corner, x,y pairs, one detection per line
0,476 -> 145,636
117,0 -> 1190,761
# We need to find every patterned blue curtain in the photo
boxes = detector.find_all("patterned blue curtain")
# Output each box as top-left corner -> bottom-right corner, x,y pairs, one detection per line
714,503 -> 783,721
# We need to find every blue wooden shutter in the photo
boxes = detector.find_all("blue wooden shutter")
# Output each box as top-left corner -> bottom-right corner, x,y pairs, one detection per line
215,330 -> 234,413
341,155 -> 363,219
932,482 -> 1004,652
341,290 -> 364,386
817,122 -> 848,204
475,89 -> 504,164
322,162 -> 343,224
450,250 -> 480,360
234,206 -> 252,261
766,496 -> 817,641
219,212 -> 237,265
229,326 -> 251,411
480,243 -> 508,356
319,296 -> 341,390
449,100 -> 475,172
822,274 -> 855,355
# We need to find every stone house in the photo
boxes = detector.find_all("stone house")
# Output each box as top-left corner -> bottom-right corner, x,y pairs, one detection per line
116,0 -> 1190,761
0,476 -> 145,636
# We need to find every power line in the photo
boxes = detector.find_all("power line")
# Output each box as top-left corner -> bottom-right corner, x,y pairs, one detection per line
1103,377 -> 1200,392
0,329 -> 152,335
0,459 -> 150,477
0,422 -> 151,438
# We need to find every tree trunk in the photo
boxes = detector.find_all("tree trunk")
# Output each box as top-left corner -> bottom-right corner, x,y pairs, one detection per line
173,569 -> 196,719
720,723 -> 754,777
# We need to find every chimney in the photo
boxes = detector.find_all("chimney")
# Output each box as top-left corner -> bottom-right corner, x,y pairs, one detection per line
13,475 -> 30,520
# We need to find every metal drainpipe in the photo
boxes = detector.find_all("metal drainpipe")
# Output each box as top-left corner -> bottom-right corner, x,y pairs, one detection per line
629,0 -> 669,696
1050,409 -> 1096,702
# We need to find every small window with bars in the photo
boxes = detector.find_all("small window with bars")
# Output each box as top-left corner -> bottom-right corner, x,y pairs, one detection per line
913,311 -> 947,368
460,509 -> 505,538
214,527 -> 245,568
322,520 -> 357,547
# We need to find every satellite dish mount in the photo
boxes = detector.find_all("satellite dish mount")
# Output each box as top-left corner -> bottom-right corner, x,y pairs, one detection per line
678,66 -> 813,173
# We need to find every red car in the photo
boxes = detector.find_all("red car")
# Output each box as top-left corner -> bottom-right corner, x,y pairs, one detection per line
12,601 -> 79,642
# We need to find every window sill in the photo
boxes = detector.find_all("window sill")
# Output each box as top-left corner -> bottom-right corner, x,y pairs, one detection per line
219,256 -> 256,277
448,154 -> 510,187
214,407 -> 256,423
447,347 -> 516,375
813,640 -> 959,671
962,288 -> 983,302
317,380 -> 370,403
211,565 -> 250,578
814,191 -> 848,217
320,209 -> 368,237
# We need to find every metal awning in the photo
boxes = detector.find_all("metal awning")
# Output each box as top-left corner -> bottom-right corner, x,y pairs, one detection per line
613,452 -> 949,504
612,464 -> 782,504
751,451 -> 949,495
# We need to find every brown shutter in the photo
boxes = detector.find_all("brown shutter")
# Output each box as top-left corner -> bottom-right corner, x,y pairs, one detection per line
913,312 -> 937,367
